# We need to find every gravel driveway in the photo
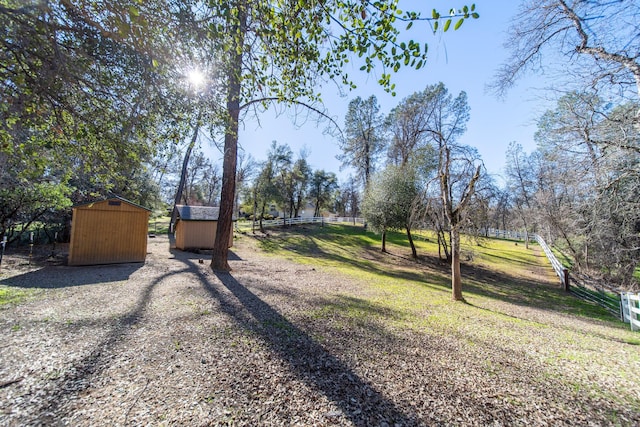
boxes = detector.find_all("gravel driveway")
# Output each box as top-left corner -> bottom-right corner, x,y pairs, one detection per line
0,233 -> 638,426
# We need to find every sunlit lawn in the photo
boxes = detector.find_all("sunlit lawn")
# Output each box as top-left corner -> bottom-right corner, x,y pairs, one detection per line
148,215 -> 171,234
249,223 -> 636,341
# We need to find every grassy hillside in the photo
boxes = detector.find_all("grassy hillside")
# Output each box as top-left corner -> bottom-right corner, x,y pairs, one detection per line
238,223 -> 640,419
246,222 -> 639,341
252,223 -> 620,322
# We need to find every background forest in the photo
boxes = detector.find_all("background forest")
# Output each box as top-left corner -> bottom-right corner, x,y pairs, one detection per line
1,1 -> 638,289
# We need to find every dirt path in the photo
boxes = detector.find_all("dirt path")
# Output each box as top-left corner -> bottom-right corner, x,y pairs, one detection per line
530,244 -> 559,283
0,234 -> 638,426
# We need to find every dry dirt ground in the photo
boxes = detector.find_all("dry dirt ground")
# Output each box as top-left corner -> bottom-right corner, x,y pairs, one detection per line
0,234 -> 638,426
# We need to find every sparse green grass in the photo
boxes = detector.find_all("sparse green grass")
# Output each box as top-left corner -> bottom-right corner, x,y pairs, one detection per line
0,286 -> 37,307
149,216 -> 171,234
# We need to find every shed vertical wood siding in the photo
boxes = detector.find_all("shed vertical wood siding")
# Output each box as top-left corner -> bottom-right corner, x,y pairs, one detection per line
175,221 -> 233,250
68,199 -> 150,265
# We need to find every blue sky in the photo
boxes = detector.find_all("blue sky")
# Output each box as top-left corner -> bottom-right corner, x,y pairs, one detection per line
211,1 -> 554,186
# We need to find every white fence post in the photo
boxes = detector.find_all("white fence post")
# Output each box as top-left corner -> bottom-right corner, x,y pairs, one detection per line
621,293 -> 640,331
621,293 -> 630,322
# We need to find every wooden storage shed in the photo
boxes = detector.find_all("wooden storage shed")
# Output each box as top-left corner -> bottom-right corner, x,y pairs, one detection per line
174,205 -> 233,250
68,197 -> 151,266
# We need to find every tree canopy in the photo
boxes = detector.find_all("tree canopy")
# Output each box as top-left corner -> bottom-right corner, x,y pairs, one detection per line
338,95 -> 386,189
1,1 -> 192,237
1,0 -> 480,268
200,0 -> 479,270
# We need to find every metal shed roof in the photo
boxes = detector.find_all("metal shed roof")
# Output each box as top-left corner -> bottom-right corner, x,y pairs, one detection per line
175,205 -> 221,221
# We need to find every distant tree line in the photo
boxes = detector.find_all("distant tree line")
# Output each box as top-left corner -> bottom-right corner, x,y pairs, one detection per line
233,141 -> 339,234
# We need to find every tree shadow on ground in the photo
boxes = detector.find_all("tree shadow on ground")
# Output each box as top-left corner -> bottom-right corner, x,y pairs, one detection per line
262,232 -> 450,292
194,256 -> 638,425
479,251 -> 542,268
461,262 -> 621,323
26,263 -> 189,424
196,267 -> 419,426
9,242 -> 214,423
0,262 -> 144,288
7,236 -> 636,425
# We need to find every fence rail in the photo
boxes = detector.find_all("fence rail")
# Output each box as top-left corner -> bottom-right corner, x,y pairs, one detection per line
570,282 -> 622,319
534,234 -> 567,286
621,293 -> 640,331
492,230 -> 627,323
235,216 -> 364,232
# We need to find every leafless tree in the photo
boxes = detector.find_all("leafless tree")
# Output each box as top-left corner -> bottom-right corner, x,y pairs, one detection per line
201,163 -> 222,206
403,83 -> 482,300
182,150 -> 210,205
439,146 -> 483,301
465,175 -> 500,239
532,95 -> 640,286
495,0 -> 640,287
504,142 -> 539,248
337,176 -> 361,219
493,0 -> 640,102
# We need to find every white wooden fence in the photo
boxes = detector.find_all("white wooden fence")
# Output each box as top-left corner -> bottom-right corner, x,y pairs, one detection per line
479,229 -> 631,323
235,216 -> 364,232
486,228 -> 536,242
533,234 -> 567,287
621,293 -> 640,331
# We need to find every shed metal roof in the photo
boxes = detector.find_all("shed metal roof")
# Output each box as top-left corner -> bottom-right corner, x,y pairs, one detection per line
175,205 -> 221,221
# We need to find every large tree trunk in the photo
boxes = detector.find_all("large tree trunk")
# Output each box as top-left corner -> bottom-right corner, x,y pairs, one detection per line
381,229 -> 387,253
440,145 -> 481,301
211,108 -> 238,271
211,5 -> 245,271
451,227 -> 463,301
